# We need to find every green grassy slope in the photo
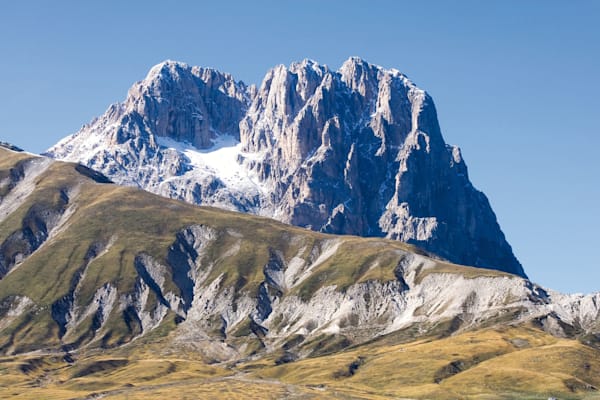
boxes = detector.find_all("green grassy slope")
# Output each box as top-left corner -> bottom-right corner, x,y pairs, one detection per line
0,147 -> 508,354
3,147 -> 599,399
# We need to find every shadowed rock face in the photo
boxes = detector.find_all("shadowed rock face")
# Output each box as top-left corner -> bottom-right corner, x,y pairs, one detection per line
47,57 -> 524,277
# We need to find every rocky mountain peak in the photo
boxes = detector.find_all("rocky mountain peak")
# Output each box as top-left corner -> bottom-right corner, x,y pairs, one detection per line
338,56 -> 381,97
123,60 -> 251,148
143,59 -> 188,81
240,59 -> 337,166
47,58 -> 525,277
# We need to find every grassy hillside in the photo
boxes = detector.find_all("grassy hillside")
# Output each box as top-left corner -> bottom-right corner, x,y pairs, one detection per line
1,325 -> 600,399
0,147 -> 508,354
248,323 -> 600,399
2,147 -> 599,399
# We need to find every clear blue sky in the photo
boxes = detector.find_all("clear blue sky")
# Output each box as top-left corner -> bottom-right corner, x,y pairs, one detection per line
1,1 -> 598,293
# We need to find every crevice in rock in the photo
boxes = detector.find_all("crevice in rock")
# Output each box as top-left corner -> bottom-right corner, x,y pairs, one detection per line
393,255 -> 411,291
51,240 -> 111,339
134,255 -> 171,309
166,225 -> 214,313
0,187 -> 71,278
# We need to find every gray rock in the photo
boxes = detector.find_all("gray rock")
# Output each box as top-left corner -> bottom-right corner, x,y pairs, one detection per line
47,57 -> 524,277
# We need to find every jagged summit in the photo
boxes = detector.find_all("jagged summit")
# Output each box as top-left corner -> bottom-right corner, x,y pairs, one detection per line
143,60 -> 248,96
47,57 -> 525,277
144,59 -> 186,76
289,58 -> 325,71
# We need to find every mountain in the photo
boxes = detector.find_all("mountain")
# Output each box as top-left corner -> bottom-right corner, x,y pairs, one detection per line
2,145 -> 600,399
47,58 -> 525,277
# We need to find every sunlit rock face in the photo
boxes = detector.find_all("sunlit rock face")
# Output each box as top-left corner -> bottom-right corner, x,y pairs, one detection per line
47,57 -> 524,277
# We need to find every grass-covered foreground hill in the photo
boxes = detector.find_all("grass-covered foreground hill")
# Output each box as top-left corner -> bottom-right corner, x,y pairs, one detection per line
1,145 -> 600,399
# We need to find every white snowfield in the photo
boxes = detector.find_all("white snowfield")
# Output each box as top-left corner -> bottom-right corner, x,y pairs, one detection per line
155,135 -> 267,197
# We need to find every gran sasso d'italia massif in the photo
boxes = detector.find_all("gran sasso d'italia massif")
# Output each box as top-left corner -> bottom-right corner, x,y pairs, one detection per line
3,58 -> 599,399
48,57 -> 524,277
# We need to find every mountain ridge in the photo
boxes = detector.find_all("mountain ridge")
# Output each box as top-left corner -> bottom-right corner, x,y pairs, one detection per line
1,147 -> 598,354
2,146 -> 600,399
47,57 -> 524,277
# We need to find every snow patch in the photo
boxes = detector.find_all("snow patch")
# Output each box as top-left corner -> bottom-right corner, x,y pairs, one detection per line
156,135 -> 267,195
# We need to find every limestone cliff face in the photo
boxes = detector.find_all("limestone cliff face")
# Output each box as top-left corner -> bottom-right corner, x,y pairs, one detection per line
126,61 -> 251,148
47,58 -> 524,277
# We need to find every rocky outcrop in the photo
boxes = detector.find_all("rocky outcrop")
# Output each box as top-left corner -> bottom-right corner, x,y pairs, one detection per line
126,62 -> 251,149
0,186 -> 74,278
0,157 -> 54,223
167,225 -> 216,312
47,57 -> 523,276
51,240 -> 114,338
47,62 -> 252,190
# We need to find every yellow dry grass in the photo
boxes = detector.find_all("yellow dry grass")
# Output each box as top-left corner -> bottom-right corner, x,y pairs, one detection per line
252,325 -> 600,399
3,325 -> 600,399
0,148 -> 34,169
